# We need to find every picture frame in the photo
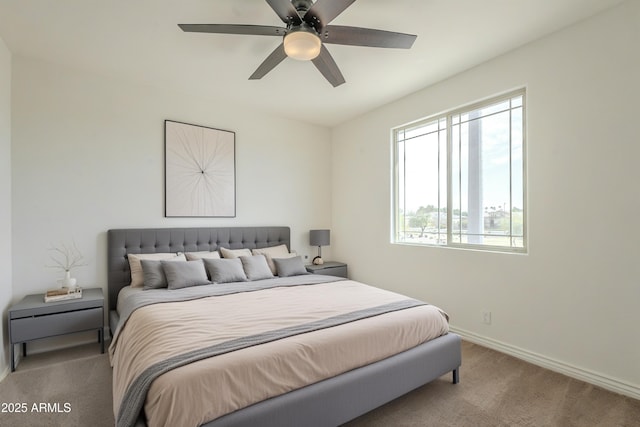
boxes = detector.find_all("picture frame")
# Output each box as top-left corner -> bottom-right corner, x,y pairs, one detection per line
164,120 -> 236,217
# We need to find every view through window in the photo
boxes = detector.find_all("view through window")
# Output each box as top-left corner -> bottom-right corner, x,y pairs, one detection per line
393,90 -> 526,252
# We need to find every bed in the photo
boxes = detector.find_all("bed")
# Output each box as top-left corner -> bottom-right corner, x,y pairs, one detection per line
107,226 -> 461,427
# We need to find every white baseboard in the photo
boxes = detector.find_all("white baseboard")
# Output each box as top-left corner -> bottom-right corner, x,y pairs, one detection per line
449,326 -> 640,400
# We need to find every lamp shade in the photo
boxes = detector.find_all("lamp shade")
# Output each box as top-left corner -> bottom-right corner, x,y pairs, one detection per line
284,30 -> 321,61
309,229 -> 330,247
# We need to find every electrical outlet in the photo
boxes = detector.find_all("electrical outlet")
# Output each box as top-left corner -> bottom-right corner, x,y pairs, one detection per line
482,311 -> 492,325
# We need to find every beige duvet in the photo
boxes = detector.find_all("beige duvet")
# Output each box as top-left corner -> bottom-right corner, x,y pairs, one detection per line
111,280 -> 449,427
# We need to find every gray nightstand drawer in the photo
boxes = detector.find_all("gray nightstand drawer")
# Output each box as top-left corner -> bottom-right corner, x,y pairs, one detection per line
306,262 -> 348,278
10,307 -> 103,343
320,265 -> 347,278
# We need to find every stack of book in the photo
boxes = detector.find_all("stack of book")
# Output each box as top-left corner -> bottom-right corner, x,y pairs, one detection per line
44,287 -> 83,303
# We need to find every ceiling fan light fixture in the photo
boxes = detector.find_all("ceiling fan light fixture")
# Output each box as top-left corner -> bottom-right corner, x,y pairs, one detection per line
284,29 -> 321,61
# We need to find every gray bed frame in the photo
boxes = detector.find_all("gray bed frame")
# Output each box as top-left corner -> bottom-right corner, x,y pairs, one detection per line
107,226 -> 461,427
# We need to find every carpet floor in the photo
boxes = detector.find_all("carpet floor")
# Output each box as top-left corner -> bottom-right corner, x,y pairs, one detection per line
1,340 -> 638,427
0,342 -> 113,427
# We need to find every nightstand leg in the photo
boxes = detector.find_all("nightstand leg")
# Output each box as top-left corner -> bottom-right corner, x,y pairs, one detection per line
22,342 -> 26,357
11,344 -> 15,372
99,329 -> 104,354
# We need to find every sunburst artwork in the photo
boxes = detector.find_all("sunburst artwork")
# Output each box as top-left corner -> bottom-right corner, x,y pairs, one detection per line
165,120 -> 235,217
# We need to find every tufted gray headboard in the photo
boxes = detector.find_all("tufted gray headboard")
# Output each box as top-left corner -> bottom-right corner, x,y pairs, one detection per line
107,226 -> 290,313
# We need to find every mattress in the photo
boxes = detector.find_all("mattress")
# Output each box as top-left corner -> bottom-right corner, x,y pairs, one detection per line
110,276 -> 450,427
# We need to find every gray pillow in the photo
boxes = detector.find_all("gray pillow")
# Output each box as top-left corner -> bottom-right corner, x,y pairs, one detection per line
203,258 -> 248,284
240,255 -> 274,281
162,260 -> 210,290
141,260 -> 168,289
273,256 -> 309,277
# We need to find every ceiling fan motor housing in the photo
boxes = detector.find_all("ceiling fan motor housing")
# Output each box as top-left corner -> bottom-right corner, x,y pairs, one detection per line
292,0 -> 314,14
291,0 -> 322,31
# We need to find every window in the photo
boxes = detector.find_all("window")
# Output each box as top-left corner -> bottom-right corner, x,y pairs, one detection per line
393,90 -> 526,252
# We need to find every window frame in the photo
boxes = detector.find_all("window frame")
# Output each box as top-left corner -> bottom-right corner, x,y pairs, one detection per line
392,89 -> 527,254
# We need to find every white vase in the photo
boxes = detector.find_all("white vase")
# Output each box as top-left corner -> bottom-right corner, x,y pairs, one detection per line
62,271 -> 77,289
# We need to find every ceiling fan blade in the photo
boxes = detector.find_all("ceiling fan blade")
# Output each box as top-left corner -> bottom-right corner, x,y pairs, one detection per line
249,43 -> 288,80
305,0 -> 356,28
322,25 -> 417,49
311,45 -> 345,87
265,0 -> 302,25
178,24 -> 285,37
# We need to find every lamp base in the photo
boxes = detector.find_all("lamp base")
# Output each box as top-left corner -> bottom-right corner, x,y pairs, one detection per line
312,256 -> 324,265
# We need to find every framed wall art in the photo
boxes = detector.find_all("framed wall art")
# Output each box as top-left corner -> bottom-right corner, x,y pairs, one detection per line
165,120 -> 236,217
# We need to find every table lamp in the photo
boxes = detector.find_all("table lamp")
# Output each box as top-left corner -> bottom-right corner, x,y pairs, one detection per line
309,229 -> 330,265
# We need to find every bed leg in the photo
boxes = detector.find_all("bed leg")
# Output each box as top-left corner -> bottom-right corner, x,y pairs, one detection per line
452,368 -> 460,384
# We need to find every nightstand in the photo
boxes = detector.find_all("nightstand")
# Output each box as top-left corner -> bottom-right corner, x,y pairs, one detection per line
8,287 -> 105,372
306,261 -> 348,278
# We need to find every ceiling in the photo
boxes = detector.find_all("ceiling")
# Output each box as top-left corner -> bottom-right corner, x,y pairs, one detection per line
0,0 -> 625,127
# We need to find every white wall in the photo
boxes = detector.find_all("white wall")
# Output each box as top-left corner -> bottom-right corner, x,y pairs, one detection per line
11,56 -> 332,350
332,0 -> 640,397
0,35 -> 12,376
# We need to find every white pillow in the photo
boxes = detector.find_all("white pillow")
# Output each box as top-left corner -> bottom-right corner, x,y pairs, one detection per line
185,251 -> 221,261
252,244 -> 294,275
127,253 -> 186,287
219,247 -> 252,259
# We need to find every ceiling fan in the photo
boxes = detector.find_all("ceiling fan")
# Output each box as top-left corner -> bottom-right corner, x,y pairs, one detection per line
179,0 -> 417,87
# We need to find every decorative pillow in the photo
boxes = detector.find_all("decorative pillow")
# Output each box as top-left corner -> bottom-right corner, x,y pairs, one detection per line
203,258 -> 248,284
273,256 -> 309,277
251,244 -> 293,274
127,253 -> 186,287
141,260 -> 169,290
219,247 -> 252,259
162,260 -> 210,290
240,255 -> 274,281
185,251 -> 221,261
